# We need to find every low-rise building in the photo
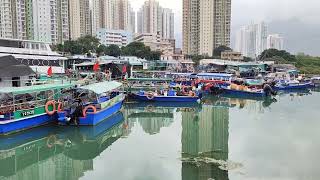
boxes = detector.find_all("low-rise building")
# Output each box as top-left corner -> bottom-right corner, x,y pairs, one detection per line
96,29 -> 133,47
0,55 -> 35,87
221,51 -> 244,61
134,33 -> 175,57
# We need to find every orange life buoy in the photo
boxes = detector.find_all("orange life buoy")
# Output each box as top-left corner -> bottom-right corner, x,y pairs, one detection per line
45,100 -> 56,115
57,102 -> 64,112
146,92 -> 154,100
82,105 -> 97,117
189,91 -> 196,97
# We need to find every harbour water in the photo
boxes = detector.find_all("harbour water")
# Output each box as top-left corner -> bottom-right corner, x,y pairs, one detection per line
0,90 -> 319,180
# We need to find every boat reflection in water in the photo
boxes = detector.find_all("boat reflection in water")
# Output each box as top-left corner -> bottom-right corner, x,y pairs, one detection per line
0,96 -> 288,180
181,103 -> 230,180
0,112 -> 125,180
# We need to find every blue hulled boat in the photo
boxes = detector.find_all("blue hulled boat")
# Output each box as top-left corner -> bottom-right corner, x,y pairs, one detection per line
221,88 -> 267,98
274,81 -> 315,91
132,90 -> 201,102
57,81 -> 125,126
0,82 -> 75,135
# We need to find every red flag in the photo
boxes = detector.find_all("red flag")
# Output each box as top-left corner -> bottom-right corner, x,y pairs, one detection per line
93,61 -> 100,72
122,65 -> 127,73
47,66 -> 53,76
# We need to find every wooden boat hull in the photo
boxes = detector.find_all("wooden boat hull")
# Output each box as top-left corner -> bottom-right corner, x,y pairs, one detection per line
132,94 -> 200,102
222,88 -> 267,98
0,114 -> 56,135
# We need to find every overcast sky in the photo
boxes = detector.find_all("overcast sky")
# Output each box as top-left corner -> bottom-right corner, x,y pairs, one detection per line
129,0 -> 320,53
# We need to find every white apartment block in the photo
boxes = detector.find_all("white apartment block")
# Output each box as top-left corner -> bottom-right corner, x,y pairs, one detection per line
235,22 -> 268,58
28,0 -> 52,42
267,34 -> 284,50
91,0 -> 135,36
96,29 -> 133,47
161,8 -> 174,40
0,0 -> 69,44
0,0 -> 13,38
50,0 -> 69,44
137,0 -> 163,35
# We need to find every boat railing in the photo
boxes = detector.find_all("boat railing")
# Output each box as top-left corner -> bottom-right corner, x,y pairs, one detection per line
0,99 -> 51,115
97,94 -> 125,111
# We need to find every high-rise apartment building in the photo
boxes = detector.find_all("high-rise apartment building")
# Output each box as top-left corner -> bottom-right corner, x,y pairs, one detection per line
267,34 -> 284,50
91,0 -> 135,36
235,22 -> 268,58
69,0 -> 91,40
161,8 -> 174,39
0,0 -> 14,38
0,0 -> 69,43
137,0 -> 174,40
50,0 -> 69,44
11,0 -> 27,40
183,0 -> 200,55
137,0 -> 162,35
183,0 -> 231,56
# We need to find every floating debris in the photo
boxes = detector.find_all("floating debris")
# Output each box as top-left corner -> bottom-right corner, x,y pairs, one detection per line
180,157 -> 243,171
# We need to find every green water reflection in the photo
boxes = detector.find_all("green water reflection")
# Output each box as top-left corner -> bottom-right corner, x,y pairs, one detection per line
0,90 -> 318,180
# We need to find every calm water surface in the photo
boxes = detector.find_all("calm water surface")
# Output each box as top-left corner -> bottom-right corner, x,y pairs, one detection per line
0,90 -> 320,180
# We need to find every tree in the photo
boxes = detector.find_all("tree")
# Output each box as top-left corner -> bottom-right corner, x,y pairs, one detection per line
77,35 -> 100,54
105,45 -> 121,57
259,49 -> 297,62
64,40 -> 82,55
96,44 -> 108,56
212,45 -> 232,57
121,42 -> 160,60
243,56 -> 254,62
190,55 -> 207,66
147,51 -> 162,60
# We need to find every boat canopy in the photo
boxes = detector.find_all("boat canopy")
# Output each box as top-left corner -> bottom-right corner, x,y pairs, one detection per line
196,73 -> 234,78
79,81 -> 122,94
127,78 -> 172,82
0,82 -> 74,95
245,79 -> 265,86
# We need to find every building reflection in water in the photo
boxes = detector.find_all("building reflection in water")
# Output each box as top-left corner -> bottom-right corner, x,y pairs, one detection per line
181,105 -> 229,180
124,105 -> 175,135
0,113 -> 125,180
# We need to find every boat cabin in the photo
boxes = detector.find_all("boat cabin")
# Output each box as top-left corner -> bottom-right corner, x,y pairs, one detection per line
0,82 -> 74,121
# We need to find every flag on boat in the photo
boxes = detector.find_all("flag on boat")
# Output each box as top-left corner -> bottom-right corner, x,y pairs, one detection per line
122,65 -> 127,73
93,61 -> 100,72
47,66 -> 52,76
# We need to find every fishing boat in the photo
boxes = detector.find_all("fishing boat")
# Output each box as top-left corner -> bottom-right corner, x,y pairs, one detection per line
221,83 -> 273,98
274,80 -> 314,91
125,77 -> 173,93
57,81 -> 125,126
132,89 -> 201,102
311,76 -> 320,87
0,81 -> 75,135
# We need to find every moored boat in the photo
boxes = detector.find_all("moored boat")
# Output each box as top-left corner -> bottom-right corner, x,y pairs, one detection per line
132,90 -> 201,102
220,83 -> 275,98
0,81 -> 75,135
57,81 -> 125,126
221,87 -> 267,98
274,81 -> 314,91
311,76 -> 320,87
